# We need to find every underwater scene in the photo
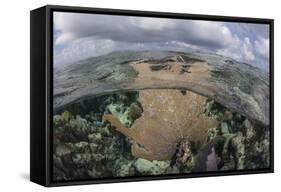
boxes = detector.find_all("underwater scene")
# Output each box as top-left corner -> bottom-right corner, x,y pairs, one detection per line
53,12 -> 270,181
53,89 -> 269,181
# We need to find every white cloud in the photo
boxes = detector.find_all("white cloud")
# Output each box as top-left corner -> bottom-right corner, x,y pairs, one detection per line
54,12 -> 239,49
129,17 -> 173,31
242,37 -> 255,61
216,37 -> 255,63
55,32 -> 76,45
53,12 -> 269,70
216,48 -> 242,61
54,37 -> 116,65
255,36 -> 269,59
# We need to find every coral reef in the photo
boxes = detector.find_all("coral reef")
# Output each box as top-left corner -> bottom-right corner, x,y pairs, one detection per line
53,92 -> 138,180
193,99 -> 270,172
53,89 -> 270,181
53,111 -> 134,180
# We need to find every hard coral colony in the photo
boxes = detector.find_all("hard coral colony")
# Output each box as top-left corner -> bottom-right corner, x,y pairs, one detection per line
103,89 -> 218,161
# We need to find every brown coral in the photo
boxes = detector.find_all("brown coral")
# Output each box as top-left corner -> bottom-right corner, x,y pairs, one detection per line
103,89 -> 218,161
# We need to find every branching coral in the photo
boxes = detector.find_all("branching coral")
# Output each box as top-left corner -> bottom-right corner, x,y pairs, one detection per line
103,89 -> 219,161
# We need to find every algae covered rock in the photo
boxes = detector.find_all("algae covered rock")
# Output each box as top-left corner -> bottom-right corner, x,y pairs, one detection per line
197,98 -> 270,172
128,102 -> 143,121
134,158 -> 171,175
53,109 -> 135,180
106,103 -> 131,126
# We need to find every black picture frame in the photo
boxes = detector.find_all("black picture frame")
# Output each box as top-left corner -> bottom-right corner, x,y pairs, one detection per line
30,5 -> 274,187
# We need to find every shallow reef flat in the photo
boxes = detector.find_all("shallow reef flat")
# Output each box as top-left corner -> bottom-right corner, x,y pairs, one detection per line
54,50 -> 269,126
53,89 -> 269,181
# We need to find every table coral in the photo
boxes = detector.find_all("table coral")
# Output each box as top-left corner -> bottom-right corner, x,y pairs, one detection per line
103,89 -> 219,161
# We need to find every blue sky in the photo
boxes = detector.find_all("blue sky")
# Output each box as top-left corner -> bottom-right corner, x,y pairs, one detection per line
53,12 -> 269,71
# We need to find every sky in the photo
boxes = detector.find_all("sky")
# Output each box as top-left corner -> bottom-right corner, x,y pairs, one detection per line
53,12 -> 270,71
